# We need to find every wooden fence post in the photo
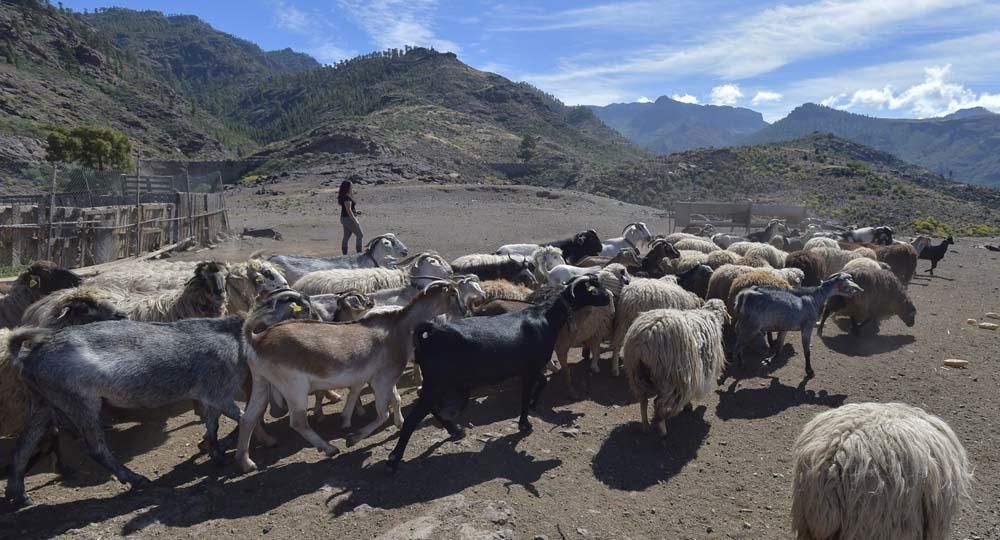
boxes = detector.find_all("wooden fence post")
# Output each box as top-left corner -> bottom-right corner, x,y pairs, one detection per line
47,164 -> 57,260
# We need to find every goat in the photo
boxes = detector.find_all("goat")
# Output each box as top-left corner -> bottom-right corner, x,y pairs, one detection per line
268,233 -> 408,283
496,229 -> 603,264
0,261 -> 82,329
746,219 -> 788,243
384,275 -> 611,470
729,273 -> 863,379
235,281 -> 467,472
841,226 -> 894,245
600,222 -> 653,256
3,288 -> 314,506
919,236 -> 954,275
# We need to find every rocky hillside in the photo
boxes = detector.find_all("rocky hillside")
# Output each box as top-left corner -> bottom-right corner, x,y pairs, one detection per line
744,103 -> 1000,187
590,96 -> 768,154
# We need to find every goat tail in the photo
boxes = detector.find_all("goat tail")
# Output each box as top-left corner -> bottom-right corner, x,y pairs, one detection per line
8,327 -> 54,364
412,321 -> 436,366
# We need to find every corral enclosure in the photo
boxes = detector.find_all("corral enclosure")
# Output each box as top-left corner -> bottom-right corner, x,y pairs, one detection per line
0,164 -> 229,270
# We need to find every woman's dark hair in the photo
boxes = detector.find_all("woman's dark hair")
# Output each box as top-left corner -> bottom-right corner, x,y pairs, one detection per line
338,180 -> 352,198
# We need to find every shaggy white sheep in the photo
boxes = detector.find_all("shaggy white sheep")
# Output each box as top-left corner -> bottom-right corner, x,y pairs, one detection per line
622,299 -> 728,434
792,402 -> 972,540
607,278 -> 702,375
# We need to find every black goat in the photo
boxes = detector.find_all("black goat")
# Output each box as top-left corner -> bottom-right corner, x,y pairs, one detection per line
545,229 -> 603,264
918,236 -> 954,275
386,275 -> 611,470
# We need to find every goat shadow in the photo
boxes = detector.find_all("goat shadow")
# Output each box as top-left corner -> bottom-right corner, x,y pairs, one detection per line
591,408 -> 710,491
715,377 -> 846,421
820,329 -> 915,357
325,432 -> 560,516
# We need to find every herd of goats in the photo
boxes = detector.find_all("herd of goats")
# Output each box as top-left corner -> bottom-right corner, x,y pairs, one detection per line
0,217 -> 971,539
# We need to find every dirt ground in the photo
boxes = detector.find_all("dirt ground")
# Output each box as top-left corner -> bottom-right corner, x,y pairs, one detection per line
2,178 -> 999,539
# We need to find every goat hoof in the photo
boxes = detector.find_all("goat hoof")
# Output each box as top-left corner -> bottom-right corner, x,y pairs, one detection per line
6,492 -> 30,507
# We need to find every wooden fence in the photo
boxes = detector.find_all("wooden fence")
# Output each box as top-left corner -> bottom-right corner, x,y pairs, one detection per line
672,201 -> 809,232
0,192 -> 228,269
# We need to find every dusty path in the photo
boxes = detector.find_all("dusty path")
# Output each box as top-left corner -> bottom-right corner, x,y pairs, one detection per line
2,178 -> 999,539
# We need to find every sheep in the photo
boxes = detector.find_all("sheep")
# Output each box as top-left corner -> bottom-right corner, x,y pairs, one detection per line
711,233 -> 745,250
791,402 -> 971,540
841,225 -> 894,245
3,288 -> 315,506
623,299 -> 728,434
746,219 -> 788,242
1,288 -> 127,445
662,232 -> 697,244
730,273 -> 863,378
600,222 -> 653,256
267,233 -> 409,283
576,247 -> 642,269
803,237 -> 840,250
235,281 -> 468,472
480,279 -> 534,302
784,250 -> 825,286
384,275 -> 612,470
673,237 -> 721,254
705,249 -> 741,269
742,243 -> 787,268
0,261 -> 82,329
532,246 -> 566,282
496,229 -> 603,264
919,236 -> 955,275
450,253 -> 535,284
606,278 -> 702,376
549,265 -> 631,394
103,261 -> 230,322
808,247 -> 877,279
294,252 -> 452,295
819,266 -> 915,335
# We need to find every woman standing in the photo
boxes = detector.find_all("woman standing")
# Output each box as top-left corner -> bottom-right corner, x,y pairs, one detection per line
338,180 -> 363,254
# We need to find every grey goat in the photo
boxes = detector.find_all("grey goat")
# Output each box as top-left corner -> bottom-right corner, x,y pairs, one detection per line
4,288 -> 313,507
729,273 -> 863,379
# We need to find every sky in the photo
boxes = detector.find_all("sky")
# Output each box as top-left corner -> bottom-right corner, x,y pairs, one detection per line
62,0 -> 1000,122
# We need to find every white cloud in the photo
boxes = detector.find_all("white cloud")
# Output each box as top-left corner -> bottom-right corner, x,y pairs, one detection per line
710,84 -> 742,106
526,0 -> 975,86
637,96 -> 654,103
311,42 -> 355,65
670,93 -> 699,104
826,64 -> 1000,117
274,1 -> 312,33
751,91 -> 783,105
338,0 -> 460,53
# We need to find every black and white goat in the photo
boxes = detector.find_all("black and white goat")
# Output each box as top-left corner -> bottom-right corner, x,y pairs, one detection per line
386,275 -> 611,470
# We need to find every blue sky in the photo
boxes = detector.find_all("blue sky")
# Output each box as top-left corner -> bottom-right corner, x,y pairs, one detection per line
63,0 -> 1000,121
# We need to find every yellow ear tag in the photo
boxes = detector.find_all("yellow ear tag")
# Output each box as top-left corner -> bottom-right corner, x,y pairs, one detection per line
289,302 -> 303,314
29,277 -> 38,288
255,274 -> 265,283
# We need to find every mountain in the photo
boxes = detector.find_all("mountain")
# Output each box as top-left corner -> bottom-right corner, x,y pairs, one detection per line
745,103 -> 1000,187
589,96 -> 768,154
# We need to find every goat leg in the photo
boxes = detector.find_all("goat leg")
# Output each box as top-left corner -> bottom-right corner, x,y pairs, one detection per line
387,399 -> 432,471
518,377 -> 535,433
6,404 -> 55,506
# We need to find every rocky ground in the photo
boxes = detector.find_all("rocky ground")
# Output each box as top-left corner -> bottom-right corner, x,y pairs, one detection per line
2,177 -> 999,539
